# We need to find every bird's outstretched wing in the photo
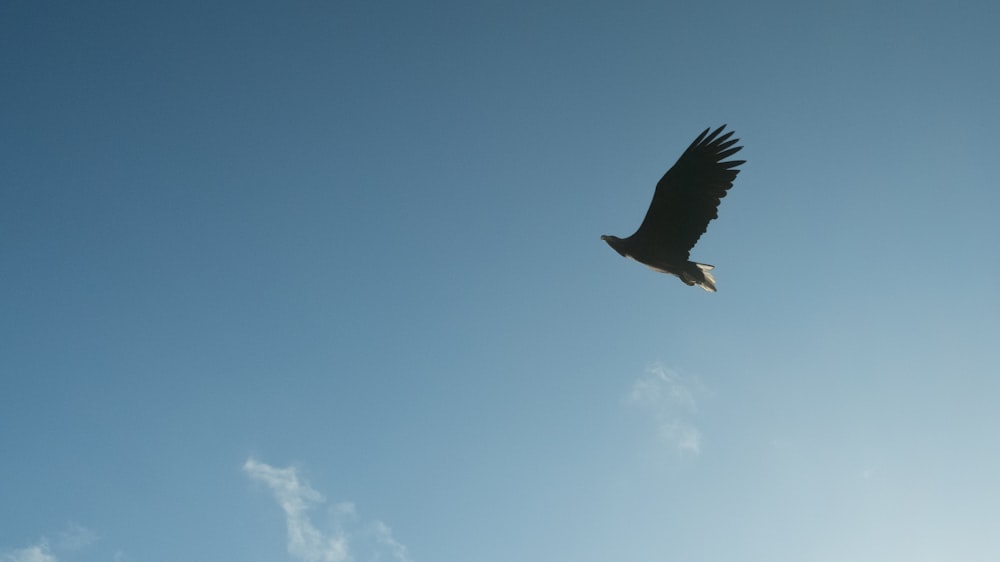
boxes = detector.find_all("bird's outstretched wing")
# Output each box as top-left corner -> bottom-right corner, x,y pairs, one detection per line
633,125 -> 745,259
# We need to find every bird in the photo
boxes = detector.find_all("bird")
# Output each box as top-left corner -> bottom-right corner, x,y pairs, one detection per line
601,125 -> 745,292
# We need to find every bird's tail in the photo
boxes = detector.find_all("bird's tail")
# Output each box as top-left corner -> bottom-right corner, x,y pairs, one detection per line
684,262 -> 716,292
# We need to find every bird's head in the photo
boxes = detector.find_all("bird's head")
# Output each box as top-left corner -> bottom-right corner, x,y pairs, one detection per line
600,234 -> 629,257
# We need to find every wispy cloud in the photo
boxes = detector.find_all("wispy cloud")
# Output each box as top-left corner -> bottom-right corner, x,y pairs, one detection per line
243,458 -> 349,562
244,458 -> 411,562
0,543 -> 57,562
627,363 -> 706,455
372,521 -> 412,562
56,524 -> 98,552
1,523 -> 99,562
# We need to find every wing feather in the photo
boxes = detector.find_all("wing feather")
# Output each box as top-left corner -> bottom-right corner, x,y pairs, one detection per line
632,125 -> 744,260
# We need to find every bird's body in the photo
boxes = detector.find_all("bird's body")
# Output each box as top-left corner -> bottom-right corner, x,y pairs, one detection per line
601,125 -> 745,292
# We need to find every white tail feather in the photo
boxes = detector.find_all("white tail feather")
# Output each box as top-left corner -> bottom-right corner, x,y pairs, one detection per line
694,263 -> 716,292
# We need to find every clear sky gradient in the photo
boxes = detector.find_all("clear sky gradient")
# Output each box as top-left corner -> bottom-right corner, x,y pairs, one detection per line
3,1 -> 999,561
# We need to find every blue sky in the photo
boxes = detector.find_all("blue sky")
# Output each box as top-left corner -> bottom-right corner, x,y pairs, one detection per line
2,1 -> 999,561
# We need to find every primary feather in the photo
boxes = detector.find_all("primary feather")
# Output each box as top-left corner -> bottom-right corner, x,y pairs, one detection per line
601,125 -> 745,292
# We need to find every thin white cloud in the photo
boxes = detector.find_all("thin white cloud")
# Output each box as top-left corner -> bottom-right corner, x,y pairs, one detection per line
627,363 -> 706,455
372,521 -> 412,562
244,458 -> 412,562
56,524 -> 98,551
243,459 -> 349,562
2,524 -> 99,562
660,421 -> 702,454
1,542 -> 57,562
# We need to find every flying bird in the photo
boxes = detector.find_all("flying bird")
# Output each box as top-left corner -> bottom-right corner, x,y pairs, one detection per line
601,125 -> 745,292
